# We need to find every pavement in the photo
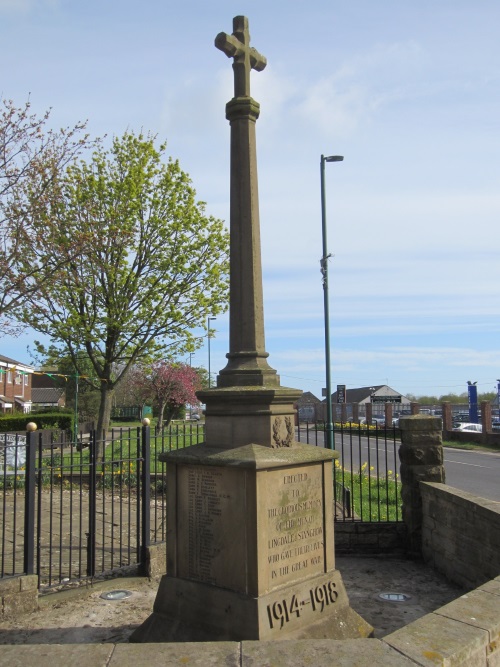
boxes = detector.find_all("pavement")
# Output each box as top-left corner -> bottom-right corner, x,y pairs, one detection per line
0,555 -> 464,644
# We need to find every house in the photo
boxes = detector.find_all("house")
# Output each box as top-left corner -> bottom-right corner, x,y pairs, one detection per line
296,391 -> 322,422
31,373 -> 66,410
324,384 -> 411,421
331,385 -> 410,410
0,354 -> 34,413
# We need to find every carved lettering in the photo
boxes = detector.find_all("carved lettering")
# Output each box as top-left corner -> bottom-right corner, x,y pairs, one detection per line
266,465 -> 325,587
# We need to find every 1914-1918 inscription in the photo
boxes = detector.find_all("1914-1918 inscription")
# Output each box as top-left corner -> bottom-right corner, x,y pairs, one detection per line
265,465 -> 325,588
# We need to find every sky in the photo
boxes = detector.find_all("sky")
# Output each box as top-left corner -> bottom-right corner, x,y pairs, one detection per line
1,0 -> 499,401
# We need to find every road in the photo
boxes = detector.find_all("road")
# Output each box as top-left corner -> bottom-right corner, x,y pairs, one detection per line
297,429 -> 500,502
443,447 -> 500,502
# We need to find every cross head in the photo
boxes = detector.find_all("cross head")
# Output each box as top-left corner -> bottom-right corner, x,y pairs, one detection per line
215,16 -> 267,98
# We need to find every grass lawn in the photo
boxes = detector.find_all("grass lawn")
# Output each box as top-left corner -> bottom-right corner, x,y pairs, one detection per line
334,462 -> 402,522
442,440 -> 499,453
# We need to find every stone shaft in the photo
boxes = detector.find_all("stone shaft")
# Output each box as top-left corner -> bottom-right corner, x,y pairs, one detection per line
215,17 -> 276,388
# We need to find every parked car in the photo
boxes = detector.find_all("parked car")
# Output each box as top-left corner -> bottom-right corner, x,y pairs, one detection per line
452,422 -> 482,433
492,421 -> 500,432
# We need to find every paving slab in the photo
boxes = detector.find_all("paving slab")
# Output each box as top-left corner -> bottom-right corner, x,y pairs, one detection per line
0,644 -> 113,667
384,611 -> 489,666
241,638 -> 418,666
434,588 -> 500,641
110,641 -> 240,666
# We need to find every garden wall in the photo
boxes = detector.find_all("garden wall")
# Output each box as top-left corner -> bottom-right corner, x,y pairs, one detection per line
420,482 -> 500,590
334,522 -> 407,554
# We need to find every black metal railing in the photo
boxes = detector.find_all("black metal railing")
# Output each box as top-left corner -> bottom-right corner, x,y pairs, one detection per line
0,423 -> 204,591
296,421 -> 402,523
0,419 -> 401,591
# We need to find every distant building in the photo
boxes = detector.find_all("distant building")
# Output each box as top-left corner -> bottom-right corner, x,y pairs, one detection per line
323,384 -> 411,421
0,354 -> 34,413
31,372 -> 66,409
296,391 -> 322,422
332,385 -> 410,409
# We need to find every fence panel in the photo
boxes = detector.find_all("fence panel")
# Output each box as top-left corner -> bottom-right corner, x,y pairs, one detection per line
0,433 -> 28,577
0,422 -> 204,591
0,420 -> 405,586
296,421 -> 402,523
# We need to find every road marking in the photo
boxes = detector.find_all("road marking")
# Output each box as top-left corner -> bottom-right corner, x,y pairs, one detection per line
444,458 -> 490,468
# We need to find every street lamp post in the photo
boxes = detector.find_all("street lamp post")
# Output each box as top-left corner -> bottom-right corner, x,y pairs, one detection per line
320,154 -> 344,450
207,316 -> 217,388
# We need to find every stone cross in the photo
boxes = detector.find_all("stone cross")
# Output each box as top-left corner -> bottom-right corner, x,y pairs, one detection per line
213,16 -> 277,389
215,16 -> 267,98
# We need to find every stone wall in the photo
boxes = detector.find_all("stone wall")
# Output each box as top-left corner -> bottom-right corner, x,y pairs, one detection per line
141,542 -> 167,580
0,574 -> 38,619
420,482 -> 500,590
335,522 -> 407,555
398,415 -> 445,554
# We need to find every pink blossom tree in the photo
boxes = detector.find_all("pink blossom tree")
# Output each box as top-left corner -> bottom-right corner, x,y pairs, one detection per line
116,364 -> 154,413
148,361 -> 201,430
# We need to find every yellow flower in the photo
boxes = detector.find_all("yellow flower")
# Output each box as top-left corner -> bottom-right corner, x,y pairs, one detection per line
361,462 -> 368,471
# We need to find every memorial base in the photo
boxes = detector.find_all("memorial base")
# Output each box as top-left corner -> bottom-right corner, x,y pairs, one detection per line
130,570 -> 373,642
130,442 -> 373,643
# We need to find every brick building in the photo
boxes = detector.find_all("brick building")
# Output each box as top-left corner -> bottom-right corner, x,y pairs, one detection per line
0,354 -> 34,413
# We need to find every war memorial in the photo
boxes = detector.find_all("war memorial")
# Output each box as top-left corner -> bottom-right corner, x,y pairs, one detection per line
132,15 -> 372,642
1,15 -> 499,667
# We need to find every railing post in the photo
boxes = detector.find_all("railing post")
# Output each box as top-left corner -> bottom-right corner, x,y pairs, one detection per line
141,424 -> 151,569
86,431 -> 96,577
23,429 -> 37,575
398,415 -> 444,555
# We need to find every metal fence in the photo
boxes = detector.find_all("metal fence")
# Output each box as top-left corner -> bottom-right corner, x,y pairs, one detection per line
296,422 -> 402,523
0,423 -> 203,591
0,420 -> 401,592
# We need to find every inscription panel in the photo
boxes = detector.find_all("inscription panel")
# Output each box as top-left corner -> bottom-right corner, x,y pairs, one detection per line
264,464 -> 325,590
177,464 -> 247,592
257,570 -> 348,639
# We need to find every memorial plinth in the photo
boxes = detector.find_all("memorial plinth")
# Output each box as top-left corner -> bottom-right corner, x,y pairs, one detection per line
131,443 -> 372,641
131,15 -> 372,644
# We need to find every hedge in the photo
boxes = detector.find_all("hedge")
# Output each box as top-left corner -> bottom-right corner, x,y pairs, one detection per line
0,412 -> 74,433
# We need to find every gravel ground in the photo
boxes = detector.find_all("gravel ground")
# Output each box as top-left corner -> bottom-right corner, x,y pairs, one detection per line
0,556 -> 464,643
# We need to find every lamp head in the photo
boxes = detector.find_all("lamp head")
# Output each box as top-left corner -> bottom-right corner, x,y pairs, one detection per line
325,155 -> 344,162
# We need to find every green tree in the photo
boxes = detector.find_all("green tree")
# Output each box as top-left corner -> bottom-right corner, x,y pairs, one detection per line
19,132 -> 229,450
33,342 -> 102,421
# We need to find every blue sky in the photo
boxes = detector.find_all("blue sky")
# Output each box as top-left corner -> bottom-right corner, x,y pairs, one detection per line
1,0 -> 499,400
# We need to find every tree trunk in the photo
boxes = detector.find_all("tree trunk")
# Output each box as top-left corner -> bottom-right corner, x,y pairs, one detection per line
157,401 -> 166,431
96,384 -> 115,458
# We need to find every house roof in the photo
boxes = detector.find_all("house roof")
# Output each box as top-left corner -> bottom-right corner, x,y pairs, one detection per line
296,391 -> 321,406
327,385 -> 410,404
0,355 -> 34,373
32,373 -> 66,389
32,388 -> 65,404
